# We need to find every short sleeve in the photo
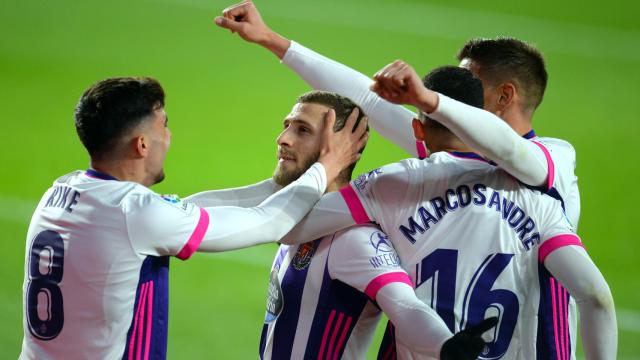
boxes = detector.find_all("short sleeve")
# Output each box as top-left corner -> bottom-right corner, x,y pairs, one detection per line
125,192 -> 210,260
328,225 -> 412,301
536,197 -> 583,263
339,161 -> 412,225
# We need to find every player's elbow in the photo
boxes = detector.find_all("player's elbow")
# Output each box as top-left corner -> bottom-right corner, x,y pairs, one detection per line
579,282 -> 615,312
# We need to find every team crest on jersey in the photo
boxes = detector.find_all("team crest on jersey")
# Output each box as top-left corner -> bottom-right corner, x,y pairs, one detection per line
353,168 -> 383,190
292,241 -> 319,270
370,231 -> 393,254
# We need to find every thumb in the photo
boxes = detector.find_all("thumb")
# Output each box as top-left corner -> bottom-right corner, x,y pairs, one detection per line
466,317 -> 499,337
214,16 -> 242,32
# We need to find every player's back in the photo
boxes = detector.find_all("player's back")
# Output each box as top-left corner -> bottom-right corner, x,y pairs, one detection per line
343,152 -> 579,359
21,170 -> 165,360
531,135 -> 580,229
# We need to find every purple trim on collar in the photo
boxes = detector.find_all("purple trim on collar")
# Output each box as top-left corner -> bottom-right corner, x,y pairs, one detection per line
448,151 -> 487,162
523,129 -> 537,139
85,169 -> 119,181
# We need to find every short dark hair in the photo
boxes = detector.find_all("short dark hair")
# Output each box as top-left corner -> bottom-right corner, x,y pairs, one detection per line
296,91 -> 367,181
75,77 -> 165,160
296,91 -> 366,132
457,37 -> 548,112
420,66 -> 484,129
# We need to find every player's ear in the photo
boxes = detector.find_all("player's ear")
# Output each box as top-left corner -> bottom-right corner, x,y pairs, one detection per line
412,118 -> 426,141
498,83 -> 516,109
133,135 -> 148,158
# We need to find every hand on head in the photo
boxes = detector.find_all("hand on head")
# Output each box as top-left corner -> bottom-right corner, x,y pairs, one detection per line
318,108 -> 368,184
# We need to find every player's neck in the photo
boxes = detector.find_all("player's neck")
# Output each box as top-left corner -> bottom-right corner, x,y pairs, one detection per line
326,180 -> 349,193
502,108 -> 534,136
428,136 -> 475,154
91,159 -> 148,186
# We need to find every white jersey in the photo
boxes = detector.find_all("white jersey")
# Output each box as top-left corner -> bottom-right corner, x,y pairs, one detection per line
20,170 -> 209,360
339,152 -> 582,360
282,40 -> 580,228
259,225 -> 411,360
528,133 -> 580,228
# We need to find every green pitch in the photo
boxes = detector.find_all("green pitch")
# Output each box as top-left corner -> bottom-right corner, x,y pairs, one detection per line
1,0 -> 638,358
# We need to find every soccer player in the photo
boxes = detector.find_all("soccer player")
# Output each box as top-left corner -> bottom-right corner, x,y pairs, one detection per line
19,77 -> 367,359
214,3 -> 582,355
187,91 -> 497,360
214,1 -> 579,228
277,66 -> 616,359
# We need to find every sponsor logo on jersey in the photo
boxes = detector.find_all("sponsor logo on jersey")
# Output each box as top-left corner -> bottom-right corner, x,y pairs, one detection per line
369,231 -> 400,268
370,231 -> 394,254
292,241 -> 319,270
264,266 -> 284,323
353,168 -> 382,190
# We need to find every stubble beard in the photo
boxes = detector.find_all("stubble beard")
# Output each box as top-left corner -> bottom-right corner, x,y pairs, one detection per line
273,152 -> 320,187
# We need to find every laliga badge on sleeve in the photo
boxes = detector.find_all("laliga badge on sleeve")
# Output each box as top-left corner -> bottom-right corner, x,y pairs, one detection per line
159,194 -> 195,213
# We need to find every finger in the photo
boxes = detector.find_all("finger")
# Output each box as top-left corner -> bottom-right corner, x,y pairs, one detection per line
344,107 -> 360,132
324,109 -> 336,133
373,63 -> 396,80
222,1 -> 252,18
354,115 -> 368,137
467,317 -> 499,336
214,16 -> 243,32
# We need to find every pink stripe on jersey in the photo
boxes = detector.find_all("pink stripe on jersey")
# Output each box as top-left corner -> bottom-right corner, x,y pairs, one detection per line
364,272 -> 413,301
333,316 -> 353,360
338,185 -> 371,224
558,282 -> 566,360
327,312 -> 345,360
128,283 -> 148,360
538,234 -> 584,263
176,208 -> 210,260
550,278 -> 562,360
531,140 -> 555,190
318,310 -> 337,360
136,283 -> 149,360
416,140 -> 429,159
564,289 -> 570,360
144,281 -> 154,360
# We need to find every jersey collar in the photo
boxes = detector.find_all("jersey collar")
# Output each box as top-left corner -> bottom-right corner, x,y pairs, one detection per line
448,151 -> 490,163
85,169 -> 119,181
522,129 -> 537,139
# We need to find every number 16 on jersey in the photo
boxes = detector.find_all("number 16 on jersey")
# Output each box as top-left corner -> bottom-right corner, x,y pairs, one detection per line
416,249 -> 519,359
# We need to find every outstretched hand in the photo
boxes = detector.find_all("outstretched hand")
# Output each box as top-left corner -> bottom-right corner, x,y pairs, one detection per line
440,317 -> 499,360
318,108 -> 368,184
371,60 -> 438,113
214,1 -> 291,58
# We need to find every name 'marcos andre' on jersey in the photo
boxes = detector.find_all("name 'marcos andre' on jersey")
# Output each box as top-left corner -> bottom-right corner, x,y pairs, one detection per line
338,152 -> 582,360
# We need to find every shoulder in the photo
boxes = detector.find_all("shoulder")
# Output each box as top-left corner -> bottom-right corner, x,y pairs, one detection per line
534,136 -> 576,158
331,225 -> 390,253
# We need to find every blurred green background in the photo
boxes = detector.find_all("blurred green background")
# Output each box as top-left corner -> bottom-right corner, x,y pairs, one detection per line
1,0 -> 639,358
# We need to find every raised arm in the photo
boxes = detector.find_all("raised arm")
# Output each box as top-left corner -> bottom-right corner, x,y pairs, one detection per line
371,60 -> 550,187
543,246 -> 617,359
214,1 -> 421,157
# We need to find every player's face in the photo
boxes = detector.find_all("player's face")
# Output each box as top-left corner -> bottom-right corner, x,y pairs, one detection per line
144,107 -> 171,185
459,58 -> 502,115
273,102 -> 328,186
